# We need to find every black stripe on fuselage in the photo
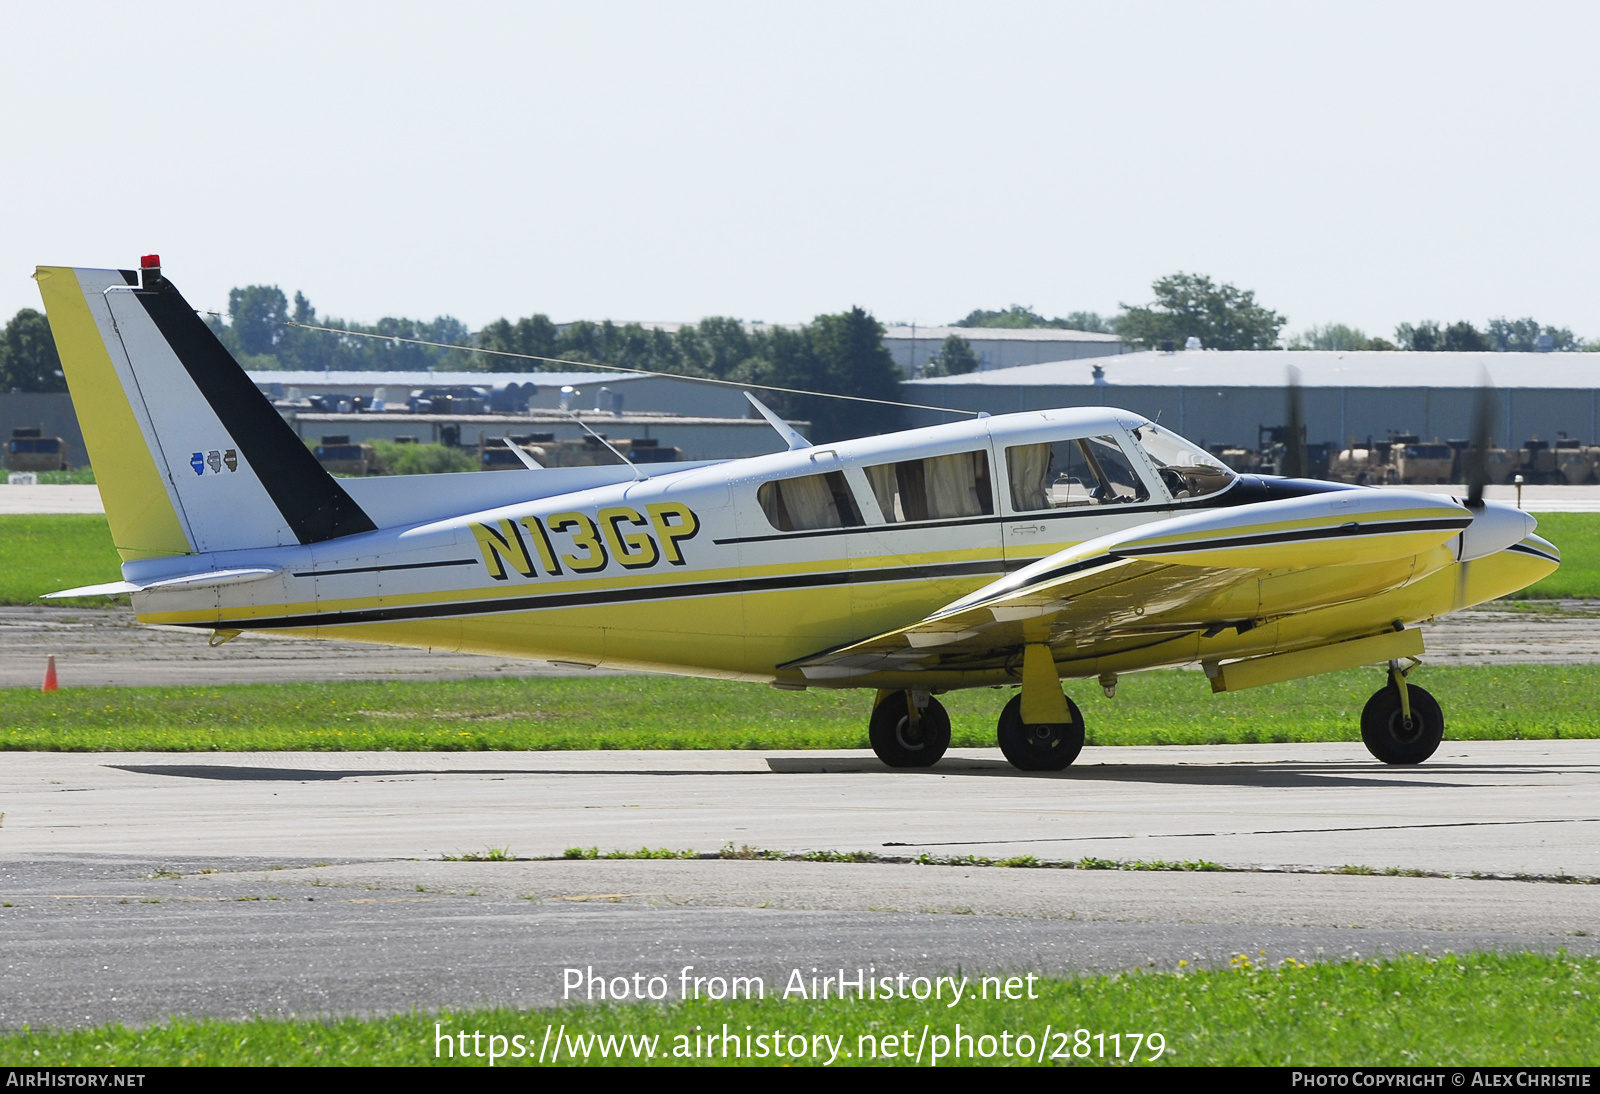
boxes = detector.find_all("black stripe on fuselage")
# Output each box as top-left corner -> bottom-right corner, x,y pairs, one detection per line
173,558 -> 1008,632
292,558 -> 480,578
133,277 -> 378,544
1508,541 -> 1561,564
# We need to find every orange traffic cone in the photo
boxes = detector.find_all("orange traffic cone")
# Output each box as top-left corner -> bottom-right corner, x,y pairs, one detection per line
42,655 -> 58,693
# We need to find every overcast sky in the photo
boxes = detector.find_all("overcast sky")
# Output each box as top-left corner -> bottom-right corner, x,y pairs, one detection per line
5,2 -> 1598,340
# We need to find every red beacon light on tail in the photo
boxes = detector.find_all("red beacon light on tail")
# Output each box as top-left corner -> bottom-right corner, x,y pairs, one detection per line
141,254 -> 160,268
139,254 -> 162,289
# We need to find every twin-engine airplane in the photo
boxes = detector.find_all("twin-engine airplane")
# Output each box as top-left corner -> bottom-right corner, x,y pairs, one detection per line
36,259 -> 1559,770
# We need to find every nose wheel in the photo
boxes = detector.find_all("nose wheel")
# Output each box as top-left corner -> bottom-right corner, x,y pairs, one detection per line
996,692 -> 1085,771
1360,662 -> 1444,764
868,690 -> 951,768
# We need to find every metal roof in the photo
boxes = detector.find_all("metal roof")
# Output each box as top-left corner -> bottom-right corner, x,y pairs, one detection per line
884,325 -> 1122,343
905,349 -> 1600,389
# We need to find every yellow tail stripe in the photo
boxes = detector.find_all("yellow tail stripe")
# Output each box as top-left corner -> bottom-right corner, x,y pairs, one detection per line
34,267 -> 190,561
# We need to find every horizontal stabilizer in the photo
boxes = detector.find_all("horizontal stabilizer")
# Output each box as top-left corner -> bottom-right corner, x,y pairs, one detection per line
42,581 -> 143,599
43,567 -> 282,600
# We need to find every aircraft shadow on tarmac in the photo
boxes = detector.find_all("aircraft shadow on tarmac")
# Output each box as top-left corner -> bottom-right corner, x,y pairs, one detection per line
105,760 -> 1497,790
763,758 -> 1481,789
107,764 -> 739,781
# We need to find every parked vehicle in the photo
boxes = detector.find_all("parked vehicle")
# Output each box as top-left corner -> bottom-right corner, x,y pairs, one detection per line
5,427 -> 71,472
312,435 -> 385,476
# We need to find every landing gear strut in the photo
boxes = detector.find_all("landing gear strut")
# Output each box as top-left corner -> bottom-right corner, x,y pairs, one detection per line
868,690 -> 951,768
1360,660 -> 1444,765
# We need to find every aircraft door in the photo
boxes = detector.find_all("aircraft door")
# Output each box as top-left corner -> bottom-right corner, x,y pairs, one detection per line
999,431 -> 1162,566
848,445 -> 1005,636
733,451 -> 858,664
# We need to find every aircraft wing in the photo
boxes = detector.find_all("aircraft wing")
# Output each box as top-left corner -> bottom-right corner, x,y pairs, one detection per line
782,489 -> 1472,681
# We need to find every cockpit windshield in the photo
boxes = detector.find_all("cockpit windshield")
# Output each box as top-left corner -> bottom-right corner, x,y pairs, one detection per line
1130,423 -> 1237,500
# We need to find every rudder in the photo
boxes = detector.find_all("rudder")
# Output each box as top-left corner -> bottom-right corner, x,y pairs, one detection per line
35,261 -> 375,559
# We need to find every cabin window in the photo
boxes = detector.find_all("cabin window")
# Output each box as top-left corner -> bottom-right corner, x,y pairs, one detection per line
1129,423 -> 1236,499
1006,435 -> 1150,511
757,470 -> 864,532
862,450 -> 994,522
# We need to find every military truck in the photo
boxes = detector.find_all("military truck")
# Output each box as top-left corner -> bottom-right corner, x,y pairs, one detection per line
312,435 -> 385,476
1332,433 -> 1455,485
1553,437 -> 1599,485
5,427 -> 71,472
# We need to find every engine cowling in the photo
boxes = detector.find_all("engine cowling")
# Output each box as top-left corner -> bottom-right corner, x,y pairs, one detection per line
1454,500 -> 1537,562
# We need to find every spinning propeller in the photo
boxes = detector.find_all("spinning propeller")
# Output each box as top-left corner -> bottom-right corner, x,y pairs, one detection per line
1462,371 -> 1497,508
1281,365 -> 1307,479
1455,373 -> 1501,609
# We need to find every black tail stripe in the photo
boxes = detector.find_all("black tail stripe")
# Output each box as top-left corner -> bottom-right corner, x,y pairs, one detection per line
134,279 -> 377,544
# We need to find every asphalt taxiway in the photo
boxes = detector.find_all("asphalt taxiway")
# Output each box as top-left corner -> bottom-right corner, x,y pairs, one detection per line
3,742 -> 1597,1029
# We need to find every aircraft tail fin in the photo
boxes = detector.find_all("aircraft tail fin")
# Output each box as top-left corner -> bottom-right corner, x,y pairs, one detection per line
35,260 -> 376,560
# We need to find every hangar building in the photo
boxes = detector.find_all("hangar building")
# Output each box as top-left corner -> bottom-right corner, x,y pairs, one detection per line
902,349 -> 1600,453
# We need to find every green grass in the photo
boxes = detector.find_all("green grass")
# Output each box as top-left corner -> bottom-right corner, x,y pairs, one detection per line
561,846 -> 700,860
441,846 -> 517,862
0,515 -> 123,606
1521,512 -> 1600,599
30,467 -> 97,484
1,664 -> 1598,752
3,952 -> 1595,1066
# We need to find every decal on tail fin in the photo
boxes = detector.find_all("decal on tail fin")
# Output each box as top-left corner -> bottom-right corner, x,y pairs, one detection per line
35,262 -> 376,558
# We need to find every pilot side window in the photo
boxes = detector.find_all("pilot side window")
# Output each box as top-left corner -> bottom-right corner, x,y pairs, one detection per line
757,471 -> 864,532
1006,435 -> 1150,511
863,450 -> 994,522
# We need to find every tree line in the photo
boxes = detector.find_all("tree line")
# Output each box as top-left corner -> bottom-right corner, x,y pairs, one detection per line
0,287 -> 905,442
956,274 -> 1589,355
955,273 -> 1286,352
4,270 -> 1592,436
206,286 -> 906,439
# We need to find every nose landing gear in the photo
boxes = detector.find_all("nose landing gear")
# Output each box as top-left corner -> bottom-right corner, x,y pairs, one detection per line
1361,659 -> 1444,764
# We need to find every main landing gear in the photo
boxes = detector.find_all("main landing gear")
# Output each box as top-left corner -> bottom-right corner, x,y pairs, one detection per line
868,644 -> 1089,772
996,692 -> 1085,771
868,689 -> 952,768
866,685 -> 1087,772
1360,659 -> 1444,765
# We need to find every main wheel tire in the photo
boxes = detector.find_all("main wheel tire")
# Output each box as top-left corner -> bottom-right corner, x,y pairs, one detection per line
868,692 -> 951,768
996,693 -> 1085,771
1360,682 -> 1444,765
